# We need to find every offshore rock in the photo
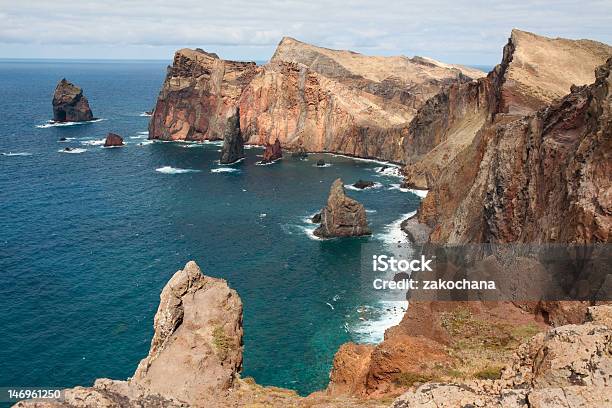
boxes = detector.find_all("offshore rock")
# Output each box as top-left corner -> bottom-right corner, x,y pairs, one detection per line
353,180 -> 375,189
314,179 -> 371,238
52,78 -> 94,122
261,139 -> 282,163
103,133 -> 124,147
219,109 -> 244,164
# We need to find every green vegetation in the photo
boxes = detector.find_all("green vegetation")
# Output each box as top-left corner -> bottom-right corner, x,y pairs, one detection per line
474,366 -> 503,380
212,325 -> 234,358
393,372 -> 440,387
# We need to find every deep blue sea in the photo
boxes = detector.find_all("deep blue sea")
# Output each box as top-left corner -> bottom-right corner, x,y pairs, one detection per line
0,59 -> 421,397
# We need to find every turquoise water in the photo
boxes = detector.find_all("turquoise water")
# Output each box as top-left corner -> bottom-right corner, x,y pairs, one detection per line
0,60 -> 420,396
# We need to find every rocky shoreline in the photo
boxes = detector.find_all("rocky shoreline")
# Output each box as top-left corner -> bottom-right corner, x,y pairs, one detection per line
19,28 -> 612,408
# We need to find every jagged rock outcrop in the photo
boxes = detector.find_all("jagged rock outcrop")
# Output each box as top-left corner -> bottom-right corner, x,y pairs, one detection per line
52,79 -> 94,122
390,305 -> 612,408
148,49 -> 258,141
104,133 -> 124,147
314,179 -> 371,238
353,180 -> 375,189
421,56 -> 612,244
219,109 -> 244,164
402,29 -> 612,189
12,262 -> 390,408
148,38 -> 484,163
261,139 -> 282,163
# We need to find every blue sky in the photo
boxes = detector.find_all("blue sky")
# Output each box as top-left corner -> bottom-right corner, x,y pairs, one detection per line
0,0 -> 610,64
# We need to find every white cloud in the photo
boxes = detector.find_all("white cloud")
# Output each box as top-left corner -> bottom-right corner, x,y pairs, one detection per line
0,0 -> 610,64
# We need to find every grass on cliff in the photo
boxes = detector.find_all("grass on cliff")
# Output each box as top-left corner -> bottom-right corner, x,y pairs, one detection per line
212,325 -> 235,359
439,307 -> 541,380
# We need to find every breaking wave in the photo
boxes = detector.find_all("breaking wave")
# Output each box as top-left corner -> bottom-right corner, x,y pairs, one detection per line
155,166 -> 200,174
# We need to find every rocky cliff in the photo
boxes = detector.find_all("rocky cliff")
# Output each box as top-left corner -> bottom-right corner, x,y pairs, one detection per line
149,38 -> 484,163
148,49 -> 258,141
331,30 -> 612,402
52,79 -> 94,122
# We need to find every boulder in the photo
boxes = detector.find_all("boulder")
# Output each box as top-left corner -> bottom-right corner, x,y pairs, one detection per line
353,180 -> 375,189
104,133 -> 124,147
316,159 -> 326,167
311,212 -> 322,223
261,139 -> 282,163
313,179 -> 371,238
52,78 -> 94,122
219,109 -> 245,164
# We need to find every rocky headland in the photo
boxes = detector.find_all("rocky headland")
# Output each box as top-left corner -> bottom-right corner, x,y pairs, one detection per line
148,37 -> 485,163
313,178 -> 371,238
52,79 -> 94,123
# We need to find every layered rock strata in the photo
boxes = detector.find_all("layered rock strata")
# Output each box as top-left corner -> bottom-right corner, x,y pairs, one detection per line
52,79 -> 94,122
313,179 -> 371,238
148,38 -> 485,163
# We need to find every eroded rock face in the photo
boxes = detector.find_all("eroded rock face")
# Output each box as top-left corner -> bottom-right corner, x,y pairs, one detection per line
219,109 -> 244,164
132,261 -> 243,404
314,179 -> 371,238
261,139 -> 282,163
104,133 -> 124,147
15,261 -> 243,408
422,57 -> 612,245
148,49 -> 258,141
52,79 -> 94,122
148,38 -> 484,163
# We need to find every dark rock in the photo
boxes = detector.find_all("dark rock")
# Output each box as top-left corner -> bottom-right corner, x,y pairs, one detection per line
104,133 -> 124,147
59,137 -> 67,141
52,78 -> 94,122
291,147 -> 308,159
311,213 -> 322,223
220,109 -> 244,164
316,159 -> 326,167
145,110 -> 153,116
353,180 -> 375,189
314,178 -> 371,238
64,147 -> 73,151
378,165 -> 388,173
261,139 -> 282,163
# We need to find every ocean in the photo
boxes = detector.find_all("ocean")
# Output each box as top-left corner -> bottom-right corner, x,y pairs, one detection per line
0,59 -> 420,396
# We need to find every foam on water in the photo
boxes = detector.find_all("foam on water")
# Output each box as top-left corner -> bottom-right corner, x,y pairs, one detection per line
372,166 -> 403,178
210,167 -> 239,173
349,300 -> 409,344
344,182 -> 384,191
36,118 -> 104,128
313,163 -> 332,168
2,152 -> 33,156
378,211 -> 416,246
139,112 -> 152,117
388,184 -> 428,198
81,139 -> 106,146
155,166 -> 200,174
58,148 -> 87,154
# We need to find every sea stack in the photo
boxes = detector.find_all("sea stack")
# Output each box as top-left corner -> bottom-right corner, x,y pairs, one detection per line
104,133 -> 124,147
52,78 -> 94,122
314,178 -> 371,238
261,139 -> 282,163
219,109 -> 245,164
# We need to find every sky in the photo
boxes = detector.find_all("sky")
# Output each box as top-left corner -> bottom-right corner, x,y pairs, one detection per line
0,0 -> 610,65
